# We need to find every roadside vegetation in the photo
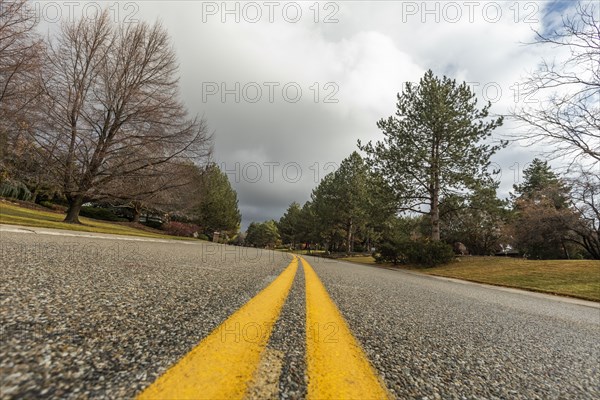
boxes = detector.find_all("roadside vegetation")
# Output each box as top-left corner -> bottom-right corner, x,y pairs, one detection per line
0,201 -> 181,239
339,255 -> 600,302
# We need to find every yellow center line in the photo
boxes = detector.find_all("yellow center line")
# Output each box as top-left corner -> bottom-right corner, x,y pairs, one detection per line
302,257 -> 391,400
137,257 -> 299,400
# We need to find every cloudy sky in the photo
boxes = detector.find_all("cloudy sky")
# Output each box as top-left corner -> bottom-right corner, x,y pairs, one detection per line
36,0 -> 581,229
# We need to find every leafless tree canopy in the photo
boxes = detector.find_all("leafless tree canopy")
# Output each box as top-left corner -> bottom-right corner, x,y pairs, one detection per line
511,1 -> 599,169
0,0 -> 41,115
567,168 -> 600,258
34,10 -> 212,222
107,161 -> 206,222
0,0 -> 43,169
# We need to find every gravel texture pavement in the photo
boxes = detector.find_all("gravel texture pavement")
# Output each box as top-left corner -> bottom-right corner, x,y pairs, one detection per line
1,227 -> 599,399
1,229 -> 290,399
268,262 -> 307,400
304,254 -> 600,399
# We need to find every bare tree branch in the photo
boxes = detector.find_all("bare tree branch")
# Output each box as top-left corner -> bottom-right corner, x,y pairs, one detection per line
510,1 -> 600,169
35,10 -> 213,223
0,0 -> 44,180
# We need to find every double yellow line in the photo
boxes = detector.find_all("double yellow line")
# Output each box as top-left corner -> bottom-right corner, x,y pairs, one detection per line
137,256 -> 390,400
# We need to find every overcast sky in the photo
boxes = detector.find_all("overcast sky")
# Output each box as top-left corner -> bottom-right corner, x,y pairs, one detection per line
36,0 -> 581,229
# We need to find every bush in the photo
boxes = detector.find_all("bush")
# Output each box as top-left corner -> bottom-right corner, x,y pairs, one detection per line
405,240 -> 455,267
374,242 -> 403,264
375,239 -> 455,267
40,201 -> 54,209
144,219 -> 163,230
80,206 -> 128,222
0,180 -> 32,201
353,244 -> 365,252
161,221 -> 201,238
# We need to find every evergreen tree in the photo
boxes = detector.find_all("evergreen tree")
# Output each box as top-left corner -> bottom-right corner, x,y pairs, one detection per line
510,159 -> 575,259
359,70 -> 505,241
193,163 -> 241,236
440,182 -> 509,255
512,158 -> 569,208
278,202 -> 303,248
311,152 -> 371,253
245,220 -> 280,248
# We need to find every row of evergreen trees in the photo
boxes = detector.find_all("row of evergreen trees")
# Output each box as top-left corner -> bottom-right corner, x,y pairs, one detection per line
271,155 -> 597,261
255,70 -> 598,262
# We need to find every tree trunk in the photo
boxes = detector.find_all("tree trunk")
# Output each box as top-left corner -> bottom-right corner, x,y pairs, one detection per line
31,187 -> 39,203
64,194 -> 84,224
132,206 -> 141,223
346,217 -> 353,254
430,137 -> 441,242
562,241 -> 570,259
431,188 -> 440,241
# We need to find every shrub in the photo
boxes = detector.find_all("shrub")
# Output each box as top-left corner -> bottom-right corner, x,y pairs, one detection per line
144,219 -> 163,230
374,242 -> 403,264
161,221 -> 201,237
375,239 -> 455,267
405,240 -> 455,267
40,201 -> 55,209
0,180 -> 32,201
80,206 -> 128,222
353,244 -> 365,252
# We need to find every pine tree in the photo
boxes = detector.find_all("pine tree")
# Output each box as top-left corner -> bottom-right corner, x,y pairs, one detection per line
194,163 -> 241,236
512,158 -> 569,208
359,70 -> 505,241
278,202 -> 303,248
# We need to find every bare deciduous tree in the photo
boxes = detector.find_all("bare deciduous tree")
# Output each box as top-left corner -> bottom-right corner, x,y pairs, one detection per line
567,168 -> 600,259
107,161 -> 205,223
35,10 -> 212,223
511,1 -> 599,168
0,0 -> 43,177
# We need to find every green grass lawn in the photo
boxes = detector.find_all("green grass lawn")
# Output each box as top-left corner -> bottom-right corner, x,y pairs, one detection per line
0,201 -> 183,240
340,255 -> 600,301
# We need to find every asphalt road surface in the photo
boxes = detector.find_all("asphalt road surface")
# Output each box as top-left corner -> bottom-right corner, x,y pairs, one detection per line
1,226 -> 599,399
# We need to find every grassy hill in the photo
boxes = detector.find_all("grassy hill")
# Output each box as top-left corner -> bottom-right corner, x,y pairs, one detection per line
0,200 -> 184,240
